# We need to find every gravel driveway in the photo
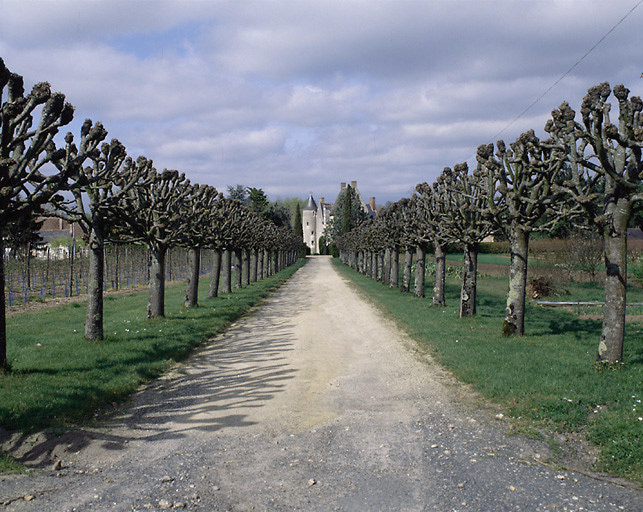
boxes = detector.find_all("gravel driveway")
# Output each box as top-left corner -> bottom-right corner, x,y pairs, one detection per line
1,256 -> 641,511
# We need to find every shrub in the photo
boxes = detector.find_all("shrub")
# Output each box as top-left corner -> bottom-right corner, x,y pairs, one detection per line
526,276 -> 555,298
478,241 -> 510,254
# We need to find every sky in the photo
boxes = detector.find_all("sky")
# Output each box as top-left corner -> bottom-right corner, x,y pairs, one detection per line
1,0 -> 641,205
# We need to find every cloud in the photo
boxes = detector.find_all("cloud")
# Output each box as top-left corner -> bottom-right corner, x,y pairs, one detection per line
1,0 -> 641,203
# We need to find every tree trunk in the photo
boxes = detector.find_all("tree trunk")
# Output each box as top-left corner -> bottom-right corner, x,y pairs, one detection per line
414,245 -> 426,298
383,248 -> 391,285
270,250 -> 277,275
69,237 -> 75,297
371,252 -> 378,280
257,249 -> 264,280
184,246 -> 200,308
503,227 -> 529,336
433,243 -> 446,306
460,243 -> 478,317
114,244 -> 120,291
242,249 -> 250,286
598,195 -> 629,364
0,236 -> 7,369
234,249 -> 242,289
250,249 -> 258,282
147,245 -> 166,318
402,249 -> 413,293
208,249 -> 221,298
26,241 -> 32,290
262,250 -> 269,279
221,249 -> 232,293
390,248 -> 399,288
85,227 -> 105,340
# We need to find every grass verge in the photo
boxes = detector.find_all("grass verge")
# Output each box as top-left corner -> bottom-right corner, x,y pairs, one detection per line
1,259 -> 306,435
332,259 -> 642,484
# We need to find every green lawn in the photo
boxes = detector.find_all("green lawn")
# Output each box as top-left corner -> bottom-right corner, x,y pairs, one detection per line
333,259 -> 643,484
1,259 -> 306,434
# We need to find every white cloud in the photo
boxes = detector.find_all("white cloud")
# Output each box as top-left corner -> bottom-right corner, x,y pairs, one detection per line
1,0 -> 641,203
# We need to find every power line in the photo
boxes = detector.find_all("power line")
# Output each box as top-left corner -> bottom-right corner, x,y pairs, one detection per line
485,0 -> 642,145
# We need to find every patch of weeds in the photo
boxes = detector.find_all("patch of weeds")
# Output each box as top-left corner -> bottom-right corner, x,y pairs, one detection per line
545,436 -> 563,460
507,425 -> 545,441
0,451 -> 26,475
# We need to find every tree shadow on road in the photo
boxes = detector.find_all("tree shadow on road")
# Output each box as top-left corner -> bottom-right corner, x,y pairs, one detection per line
2,291 -> 304,466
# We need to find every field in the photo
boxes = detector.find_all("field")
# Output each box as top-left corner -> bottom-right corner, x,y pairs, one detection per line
333,257 -> 643,484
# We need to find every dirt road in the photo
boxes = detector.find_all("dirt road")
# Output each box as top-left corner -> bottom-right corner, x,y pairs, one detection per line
1,256 -> 641,511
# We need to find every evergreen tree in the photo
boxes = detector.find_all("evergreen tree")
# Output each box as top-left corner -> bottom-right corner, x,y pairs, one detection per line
247,186 -> 269,213
227,184 -> 248,204
341,185 -> 353,235
294,204 -> 303,240
323,186 -> 369,243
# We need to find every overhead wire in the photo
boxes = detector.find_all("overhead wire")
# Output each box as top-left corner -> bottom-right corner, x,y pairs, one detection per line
467,0 -> 642,159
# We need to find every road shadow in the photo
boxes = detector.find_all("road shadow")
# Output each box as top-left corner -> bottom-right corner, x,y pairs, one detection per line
2,265 -> 316,466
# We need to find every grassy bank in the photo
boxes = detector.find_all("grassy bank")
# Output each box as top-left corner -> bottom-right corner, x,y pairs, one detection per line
332,259 -> 642,484
1,259 -> 306,437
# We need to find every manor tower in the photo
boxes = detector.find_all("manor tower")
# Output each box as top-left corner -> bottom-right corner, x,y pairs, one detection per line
303,181 -> 376,254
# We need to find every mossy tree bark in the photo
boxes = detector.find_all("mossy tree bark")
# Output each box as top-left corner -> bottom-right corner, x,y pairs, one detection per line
389,248 -> 399,288
460,243 -> 478,317
599,190 -> 629,363
221,249 -> 232,293
234,249 -> 243,289
147,245 -> 166,318
262,250 -> 269,279
208,249 -> 221,298
85,228 -> 105,340
432,243 -> 446,307
250,249 -> 258,282
383,248 -> 391,285
184,247 -> 200,308
402,249 -> 413,293
242,249 -> 250,286
414,245 -> 426,298
0,237 -> 7,369
503,227 -> 529,336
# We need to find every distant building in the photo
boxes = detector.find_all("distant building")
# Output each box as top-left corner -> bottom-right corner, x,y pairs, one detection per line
35,217 -> 83,258
302,180 -> 376,254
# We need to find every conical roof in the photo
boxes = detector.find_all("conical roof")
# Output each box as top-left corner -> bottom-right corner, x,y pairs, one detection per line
303,193 -> 317,211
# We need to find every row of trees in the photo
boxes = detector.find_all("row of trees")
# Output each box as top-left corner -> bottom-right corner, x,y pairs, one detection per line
0,58 -> 302,369
337,82 -> 642,365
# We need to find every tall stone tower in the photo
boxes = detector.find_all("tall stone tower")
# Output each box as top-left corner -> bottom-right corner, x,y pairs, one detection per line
302,193 -> 318,254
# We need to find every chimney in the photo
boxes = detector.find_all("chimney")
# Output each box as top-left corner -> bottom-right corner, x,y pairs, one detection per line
340,182 -> 346,190
370,197 -> 376,211
351,180 -> 357,188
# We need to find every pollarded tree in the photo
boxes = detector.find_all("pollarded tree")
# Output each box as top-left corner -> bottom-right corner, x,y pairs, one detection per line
55,122 -> 153,339
416,180 -> 455,307
116,169 -> 193,318
205,196 -> 244,297
0,59 -> 75,368
476,130 -> 568,336
396,196 -> 430,297
439,164 -> 495,317
377,203 -> 405,288
395,197 -> 419,293
546,83 -> 642,364
180,184 -> 219,308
